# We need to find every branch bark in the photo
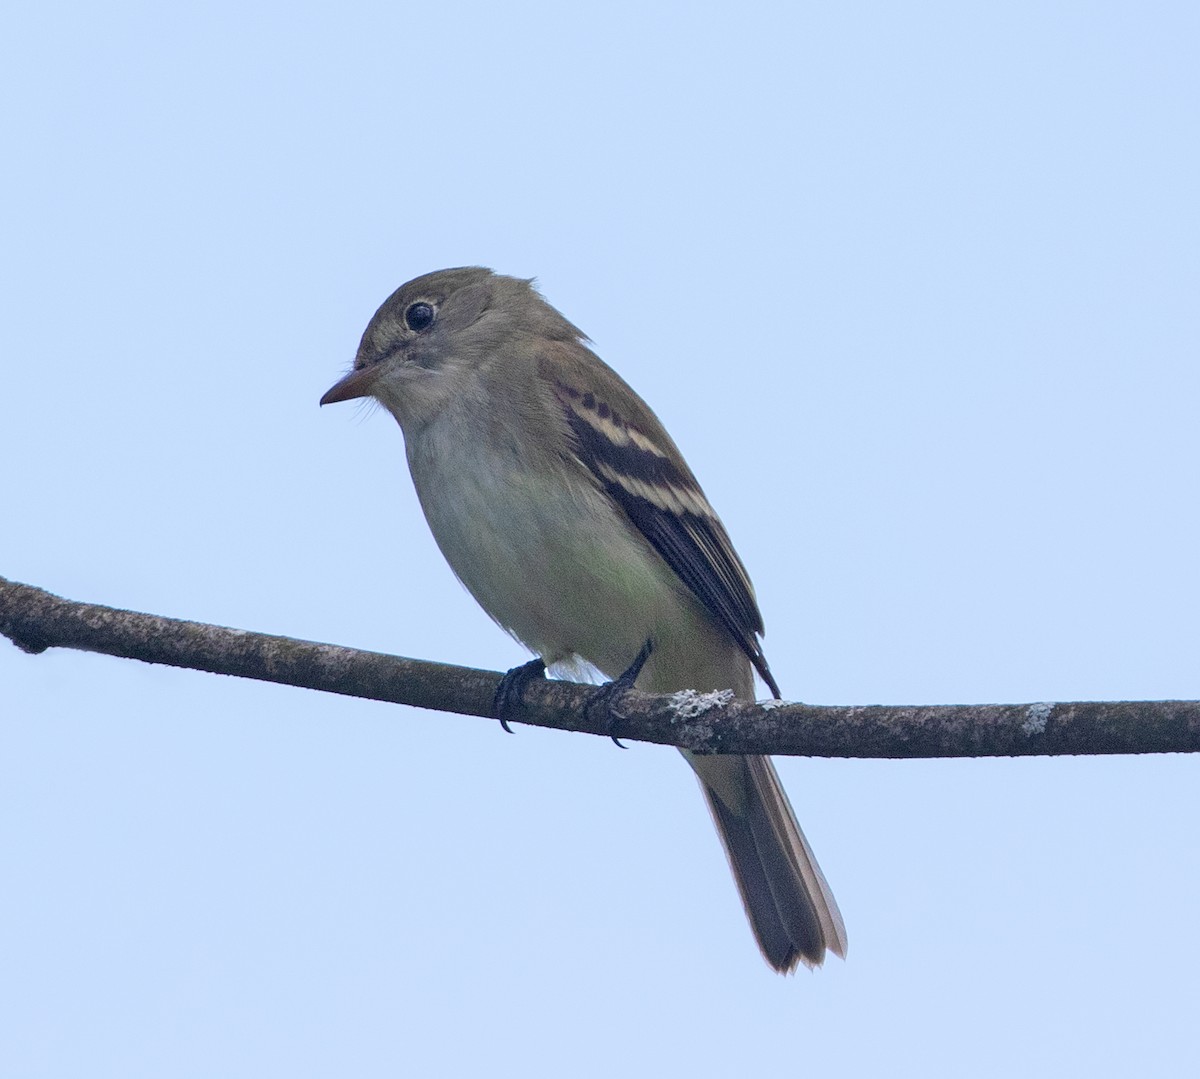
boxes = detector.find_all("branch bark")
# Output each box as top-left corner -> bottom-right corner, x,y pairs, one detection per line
2,575 -> 1198,758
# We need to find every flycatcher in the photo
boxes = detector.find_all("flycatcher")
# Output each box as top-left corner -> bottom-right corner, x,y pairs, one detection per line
321,267 -> 846,972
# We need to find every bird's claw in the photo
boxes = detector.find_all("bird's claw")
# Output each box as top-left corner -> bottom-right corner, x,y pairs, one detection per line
492,657 -> 547,733
585,639 -> 654,748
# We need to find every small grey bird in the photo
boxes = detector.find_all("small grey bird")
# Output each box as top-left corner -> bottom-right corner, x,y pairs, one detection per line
321,267 -> 846,972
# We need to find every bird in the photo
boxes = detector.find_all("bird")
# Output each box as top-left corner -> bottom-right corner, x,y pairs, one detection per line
320,267 -> 846,972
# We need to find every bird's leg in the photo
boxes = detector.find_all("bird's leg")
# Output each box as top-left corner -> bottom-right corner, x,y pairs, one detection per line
492,657 -> 547,733
587,638 -> 654,748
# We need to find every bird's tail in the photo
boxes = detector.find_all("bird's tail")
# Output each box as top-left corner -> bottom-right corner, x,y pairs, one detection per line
685,751 -> 847,973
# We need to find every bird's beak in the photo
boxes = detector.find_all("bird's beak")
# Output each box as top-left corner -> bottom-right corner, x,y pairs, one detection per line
320,364 -> 382,406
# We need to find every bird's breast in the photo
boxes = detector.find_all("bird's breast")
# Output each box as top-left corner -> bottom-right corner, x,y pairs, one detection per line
403,411 -> 683,675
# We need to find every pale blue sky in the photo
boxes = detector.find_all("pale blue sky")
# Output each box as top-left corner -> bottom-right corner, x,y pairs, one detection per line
3,3 -> 1198,1076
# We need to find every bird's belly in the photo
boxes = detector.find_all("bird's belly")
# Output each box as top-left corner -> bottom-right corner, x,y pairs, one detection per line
409,442 -> 680,678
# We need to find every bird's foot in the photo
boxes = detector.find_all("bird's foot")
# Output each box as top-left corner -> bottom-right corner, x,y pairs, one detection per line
585,639 -> 654,748
492,657 -> 547,733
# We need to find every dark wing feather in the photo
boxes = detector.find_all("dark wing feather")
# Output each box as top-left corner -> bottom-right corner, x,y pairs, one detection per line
549,375 -> 781,698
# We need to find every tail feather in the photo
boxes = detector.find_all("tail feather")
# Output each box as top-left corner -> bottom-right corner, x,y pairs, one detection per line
687,752 -> 847,973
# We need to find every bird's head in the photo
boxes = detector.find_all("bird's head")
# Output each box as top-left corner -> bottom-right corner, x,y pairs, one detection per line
320,266 -> 583,430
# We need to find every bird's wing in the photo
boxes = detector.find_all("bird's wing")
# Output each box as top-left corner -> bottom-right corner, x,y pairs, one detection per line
542,350 -> 780,698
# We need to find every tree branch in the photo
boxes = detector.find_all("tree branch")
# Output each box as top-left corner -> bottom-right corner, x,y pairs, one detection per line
2,575 -> 1197,758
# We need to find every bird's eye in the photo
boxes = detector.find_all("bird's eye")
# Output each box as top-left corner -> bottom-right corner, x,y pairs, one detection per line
405,302 -> 436,332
